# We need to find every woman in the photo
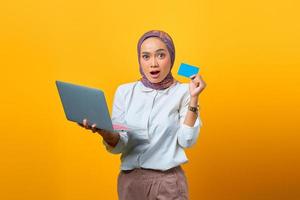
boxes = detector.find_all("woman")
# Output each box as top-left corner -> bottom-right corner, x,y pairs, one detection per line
79,30 -> 206,200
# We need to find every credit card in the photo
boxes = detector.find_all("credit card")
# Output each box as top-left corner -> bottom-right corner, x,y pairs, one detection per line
177,63 -> 200,78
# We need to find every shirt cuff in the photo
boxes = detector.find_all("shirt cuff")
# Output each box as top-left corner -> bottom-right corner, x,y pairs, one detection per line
177,117 -> 202,148
102,131 -> 128,154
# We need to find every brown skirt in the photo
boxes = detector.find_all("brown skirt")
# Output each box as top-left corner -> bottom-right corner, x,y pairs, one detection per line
117,166 -> 189,200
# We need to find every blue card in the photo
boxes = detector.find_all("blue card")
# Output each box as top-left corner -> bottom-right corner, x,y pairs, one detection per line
177,63 -> 200,78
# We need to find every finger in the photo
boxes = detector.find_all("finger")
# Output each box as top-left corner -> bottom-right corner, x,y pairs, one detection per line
198,76 -> 206,87
191,78 -> 200,87
189,74 -> 197,80
194,86 -> 202,94
91,124 -> 97,133
83,119 -> 90,129
198,75 -> 205,83
192,74 -> 201,81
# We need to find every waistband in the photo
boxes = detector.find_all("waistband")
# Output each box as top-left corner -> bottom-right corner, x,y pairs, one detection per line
121,165 -> 182,176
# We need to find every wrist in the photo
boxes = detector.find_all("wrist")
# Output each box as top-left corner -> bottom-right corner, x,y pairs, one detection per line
100,131 -> 114,140
103,132 -> 119,147
189,96 -> 199,107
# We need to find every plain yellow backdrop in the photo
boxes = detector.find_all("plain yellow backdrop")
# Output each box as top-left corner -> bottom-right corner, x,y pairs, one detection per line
0,0 -> 299,199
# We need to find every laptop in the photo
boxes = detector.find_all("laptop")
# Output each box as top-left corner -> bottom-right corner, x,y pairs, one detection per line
56,80 -> 139,132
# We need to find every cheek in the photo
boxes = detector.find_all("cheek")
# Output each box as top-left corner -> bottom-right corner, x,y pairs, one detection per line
160,58 -> 171,71
141,62 -> 149,76
140,60 -> 148,72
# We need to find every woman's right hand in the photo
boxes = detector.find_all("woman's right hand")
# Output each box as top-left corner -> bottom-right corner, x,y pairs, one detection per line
77,119 -> 110,137
77,119 -> 120,147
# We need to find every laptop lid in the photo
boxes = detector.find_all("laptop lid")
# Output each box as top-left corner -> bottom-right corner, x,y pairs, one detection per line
56,80 -> 115,132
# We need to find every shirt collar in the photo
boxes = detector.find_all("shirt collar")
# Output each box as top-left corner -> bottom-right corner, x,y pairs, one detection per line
137,80 -> 178,94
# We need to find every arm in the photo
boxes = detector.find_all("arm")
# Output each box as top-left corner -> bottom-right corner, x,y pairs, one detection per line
101,85 -> 129,154
183,96 -> 199,127
78,85 -> 129,154
99,129 -> 120,147
177,74 -> 206,148
79,119 -> 121,150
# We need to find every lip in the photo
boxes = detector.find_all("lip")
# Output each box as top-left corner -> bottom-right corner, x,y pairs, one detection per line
150,70 -> 160,79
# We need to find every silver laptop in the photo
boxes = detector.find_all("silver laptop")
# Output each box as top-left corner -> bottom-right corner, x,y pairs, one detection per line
56,80 -> 135,132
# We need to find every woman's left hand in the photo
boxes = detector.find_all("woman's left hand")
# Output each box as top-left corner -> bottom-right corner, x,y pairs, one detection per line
189,74 -> 206,98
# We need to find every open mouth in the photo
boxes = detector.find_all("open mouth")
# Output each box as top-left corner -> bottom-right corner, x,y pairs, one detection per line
150,70 -> 160,75
150,70 -> 160,78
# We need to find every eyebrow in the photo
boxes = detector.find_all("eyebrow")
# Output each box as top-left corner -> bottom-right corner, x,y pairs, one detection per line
141,49 -> 166,54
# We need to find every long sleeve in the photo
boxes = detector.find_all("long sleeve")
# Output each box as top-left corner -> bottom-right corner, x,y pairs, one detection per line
102,131 -> 128,154
102,86 -> 129,154
177,90 -> 203,148
102,81 -> 204,170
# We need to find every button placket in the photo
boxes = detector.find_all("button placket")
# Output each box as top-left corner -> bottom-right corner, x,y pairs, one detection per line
137,91 -> 159,167
147,91 -> 159,139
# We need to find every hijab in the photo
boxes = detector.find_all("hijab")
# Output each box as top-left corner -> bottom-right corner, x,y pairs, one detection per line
137,30 -> 176,90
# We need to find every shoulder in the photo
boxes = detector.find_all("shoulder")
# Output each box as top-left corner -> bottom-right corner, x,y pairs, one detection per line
176,82 -> 189,91
115,81 -> 139,96
116,81 -> 138,91
174,82 -> 189,96
172,81 -> 190,104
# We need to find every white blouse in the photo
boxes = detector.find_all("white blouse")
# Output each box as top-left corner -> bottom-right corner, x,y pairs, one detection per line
103,80 -> 203,171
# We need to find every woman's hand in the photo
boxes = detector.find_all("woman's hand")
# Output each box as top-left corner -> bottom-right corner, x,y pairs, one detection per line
189,74 -> 206,98
78,119 -> 112,137
77,119 -> 120,147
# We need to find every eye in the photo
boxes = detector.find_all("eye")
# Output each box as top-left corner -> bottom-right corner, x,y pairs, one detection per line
142,55 -> 149,59
158,53 -> 165,59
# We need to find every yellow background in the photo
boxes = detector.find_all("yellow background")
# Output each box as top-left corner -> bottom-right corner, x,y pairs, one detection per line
0,0 -> 299,199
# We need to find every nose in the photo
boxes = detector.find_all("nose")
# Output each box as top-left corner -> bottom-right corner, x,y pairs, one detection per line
150,57 -> 158,68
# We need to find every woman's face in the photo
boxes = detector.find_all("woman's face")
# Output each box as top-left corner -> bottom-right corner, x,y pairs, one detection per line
140,37 -> 172,83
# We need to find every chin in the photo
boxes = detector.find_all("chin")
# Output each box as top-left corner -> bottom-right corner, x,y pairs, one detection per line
149,78 -> 163,84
